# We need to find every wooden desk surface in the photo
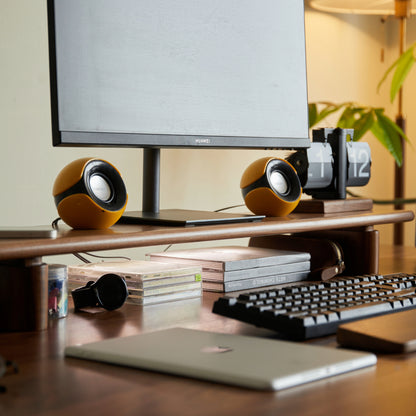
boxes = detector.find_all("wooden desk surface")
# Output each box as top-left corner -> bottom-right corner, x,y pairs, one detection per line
2,245 -> 416,416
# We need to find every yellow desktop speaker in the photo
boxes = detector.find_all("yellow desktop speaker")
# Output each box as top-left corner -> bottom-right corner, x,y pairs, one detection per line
241,157 -> 302,217
53,158 -> 128,229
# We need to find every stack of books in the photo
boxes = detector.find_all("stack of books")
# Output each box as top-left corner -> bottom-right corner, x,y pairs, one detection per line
148,246 -> 311,292
68,260 -> 202,305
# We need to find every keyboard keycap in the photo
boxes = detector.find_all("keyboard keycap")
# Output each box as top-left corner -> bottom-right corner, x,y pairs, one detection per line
332,301 -> 392,320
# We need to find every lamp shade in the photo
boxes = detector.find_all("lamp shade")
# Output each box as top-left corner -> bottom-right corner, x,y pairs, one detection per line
309,0 -> 415,16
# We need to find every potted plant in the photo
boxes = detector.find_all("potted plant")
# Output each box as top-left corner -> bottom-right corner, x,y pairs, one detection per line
308,101 -> 407,166
308,42 -> 416,167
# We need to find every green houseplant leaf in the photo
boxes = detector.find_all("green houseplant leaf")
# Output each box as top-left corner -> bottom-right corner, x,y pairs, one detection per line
370,109 -> 404,166
348,110 -> 374,141
390,46 -> 415,102
309,102 -> 408,166
337,105 -> 360,129
308,102 -> 345,128
308,103 -> 318,127
377,43 -> 416,102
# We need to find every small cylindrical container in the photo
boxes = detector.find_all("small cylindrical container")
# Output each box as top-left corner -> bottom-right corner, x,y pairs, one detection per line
48,264 -> 68,319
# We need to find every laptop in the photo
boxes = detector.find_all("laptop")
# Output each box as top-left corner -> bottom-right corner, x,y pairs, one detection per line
65,327 -> 376,391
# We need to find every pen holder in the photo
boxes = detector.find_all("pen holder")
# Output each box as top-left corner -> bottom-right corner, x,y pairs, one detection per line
48,264 -> 68,319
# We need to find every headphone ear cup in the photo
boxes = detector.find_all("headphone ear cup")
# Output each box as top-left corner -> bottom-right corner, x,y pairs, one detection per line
240,157 -> 302,217
53,158 -> 128,229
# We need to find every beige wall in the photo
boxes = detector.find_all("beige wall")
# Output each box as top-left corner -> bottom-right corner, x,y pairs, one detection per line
305,8 -> 416,246
0,1 -> 415,265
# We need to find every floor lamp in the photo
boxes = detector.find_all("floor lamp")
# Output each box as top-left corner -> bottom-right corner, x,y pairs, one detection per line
308,0 -> 415,245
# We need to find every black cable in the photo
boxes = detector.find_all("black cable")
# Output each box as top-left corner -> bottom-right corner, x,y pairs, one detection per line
51,218 -> 131,262
72,253 -> 92,264
214,204 -> 245,212
52,217 -> 61,229
79,252 -> 131,261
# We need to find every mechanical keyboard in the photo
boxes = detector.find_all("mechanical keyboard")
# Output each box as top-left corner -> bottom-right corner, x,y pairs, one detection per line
212,273 -> 416,340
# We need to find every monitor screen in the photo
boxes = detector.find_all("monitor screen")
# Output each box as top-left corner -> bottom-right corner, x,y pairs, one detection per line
47,0 -> 310,225
48,0 -> 309,149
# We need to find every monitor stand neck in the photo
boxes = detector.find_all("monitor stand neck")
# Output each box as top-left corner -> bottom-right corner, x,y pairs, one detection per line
142,148 -> 161,213
118,148 -> 264,226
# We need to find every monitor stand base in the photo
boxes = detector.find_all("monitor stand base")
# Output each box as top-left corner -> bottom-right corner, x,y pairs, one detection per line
118,209 -> 265,227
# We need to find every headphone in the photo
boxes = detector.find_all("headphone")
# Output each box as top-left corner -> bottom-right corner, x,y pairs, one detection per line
72,273 -> 128,311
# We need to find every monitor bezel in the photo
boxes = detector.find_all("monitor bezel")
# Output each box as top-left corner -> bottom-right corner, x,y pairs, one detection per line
47,0 -> 311,151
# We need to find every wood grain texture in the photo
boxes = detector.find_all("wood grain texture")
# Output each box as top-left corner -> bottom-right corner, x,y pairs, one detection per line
294,198 -> 373,213
1,246 -> 416,415
0,209 -> 412,260
0,259 -> 48,331
0,209 -> 413,331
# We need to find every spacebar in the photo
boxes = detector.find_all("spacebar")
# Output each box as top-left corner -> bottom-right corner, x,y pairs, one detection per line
332,301 -> 393,320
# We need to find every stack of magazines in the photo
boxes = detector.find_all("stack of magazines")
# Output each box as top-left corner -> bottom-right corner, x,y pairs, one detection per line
148,246 -> 311,292
68,260 -> 202,305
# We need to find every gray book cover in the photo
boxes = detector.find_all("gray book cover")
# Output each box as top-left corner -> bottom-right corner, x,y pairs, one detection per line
203,260 -> 310,282
203,270 -> 310,292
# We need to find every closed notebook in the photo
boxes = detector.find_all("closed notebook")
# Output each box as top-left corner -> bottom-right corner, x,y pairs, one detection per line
65,327 -> 376,391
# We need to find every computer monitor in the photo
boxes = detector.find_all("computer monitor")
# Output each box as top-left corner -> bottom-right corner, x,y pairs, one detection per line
47,0 -> 310,226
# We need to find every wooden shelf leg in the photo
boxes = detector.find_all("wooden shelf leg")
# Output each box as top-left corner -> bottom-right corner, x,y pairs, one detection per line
249,227 -> 379,277
0,258 -> 48,332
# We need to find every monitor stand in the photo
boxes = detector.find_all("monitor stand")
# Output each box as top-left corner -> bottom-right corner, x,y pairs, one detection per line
117,148 -> 264,227
119,209 -> 264,227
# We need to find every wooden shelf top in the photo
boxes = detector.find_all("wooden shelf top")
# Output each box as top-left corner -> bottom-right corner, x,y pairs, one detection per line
0,209 -> 413,261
